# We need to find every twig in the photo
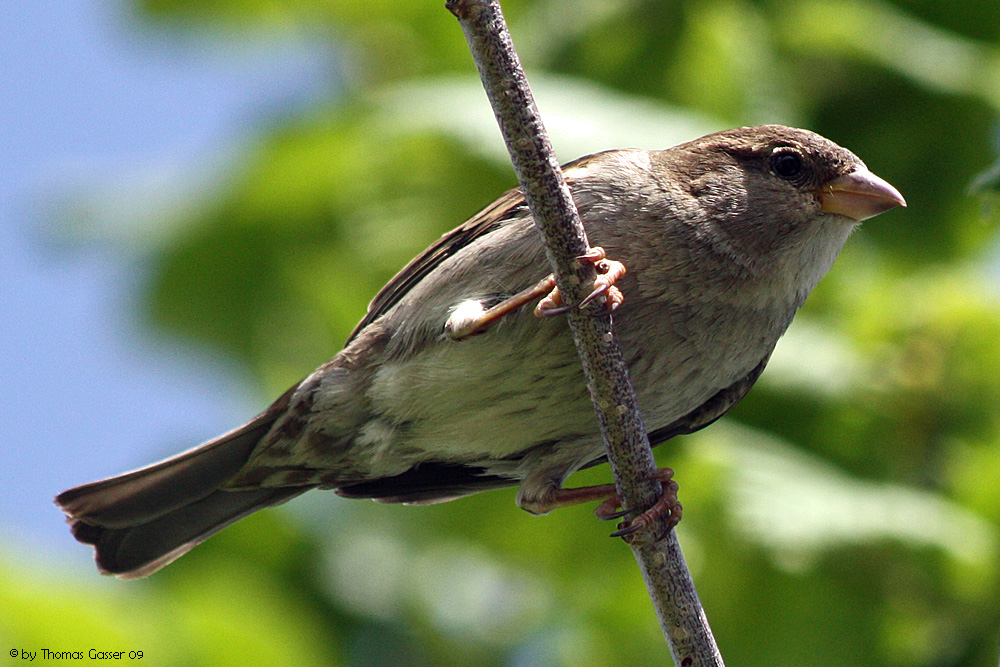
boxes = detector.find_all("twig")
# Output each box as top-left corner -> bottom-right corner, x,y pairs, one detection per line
445,0 -> 723,664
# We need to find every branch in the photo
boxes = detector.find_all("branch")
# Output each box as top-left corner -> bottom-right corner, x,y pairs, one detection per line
445,0 -> 723,664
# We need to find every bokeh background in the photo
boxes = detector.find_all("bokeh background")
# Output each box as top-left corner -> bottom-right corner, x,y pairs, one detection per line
4,0 -> 1000,665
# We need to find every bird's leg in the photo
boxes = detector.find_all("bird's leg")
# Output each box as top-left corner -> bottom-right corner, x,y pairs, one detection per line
444,247 -> 626,341
534,246 -> 626,317
445,275 -> 557,340
520,468 -> 681,539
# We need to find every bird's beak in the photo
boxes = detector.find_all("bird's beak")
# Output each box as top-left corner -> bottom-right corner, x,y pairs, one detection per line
818,168 -> 906,222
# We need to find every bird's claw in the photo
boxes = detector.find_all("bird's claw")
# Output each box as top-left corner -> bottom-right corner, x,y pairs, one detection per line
592,468 -> 682,540
534,247 -> 627,317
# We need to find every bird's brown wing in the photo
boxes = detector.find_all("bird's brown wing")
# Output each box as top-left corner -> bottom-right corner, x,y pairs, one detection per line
345,187 -> 529,344
345,151 -> 617,344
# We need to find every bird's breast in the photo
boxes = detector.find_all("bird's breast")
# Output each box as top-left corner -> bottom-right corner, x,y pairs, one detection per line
614,292 -> 792,431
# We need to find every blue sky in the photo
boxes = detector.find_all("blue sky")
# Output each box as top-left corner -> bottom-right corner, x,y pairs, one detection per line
0,0 -> 334,561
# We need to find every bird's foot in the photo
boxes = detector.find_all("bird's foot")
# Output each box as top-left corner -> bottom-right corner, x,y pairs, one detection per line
444,247 -> 625,341
593,468 -> 682,540
518,467 -> 680,540
533,247 -> 626,317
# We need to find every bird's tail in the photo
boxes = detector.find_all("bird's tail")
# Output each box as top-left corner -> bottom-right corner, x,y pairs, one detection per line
55,393 -> 311,578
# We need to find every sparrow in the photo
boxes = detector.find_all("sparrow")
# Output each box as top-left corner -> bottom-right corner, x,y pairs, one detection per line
56,125 -> 905,578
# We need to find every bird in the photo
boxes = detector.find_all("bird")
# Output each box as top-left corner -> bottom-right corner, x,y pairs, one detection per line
56,125 -> 905,578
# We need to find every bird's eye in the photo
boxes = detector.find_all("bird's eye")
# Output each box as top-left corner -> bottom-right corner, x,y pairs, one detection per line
771,151 -> 803,179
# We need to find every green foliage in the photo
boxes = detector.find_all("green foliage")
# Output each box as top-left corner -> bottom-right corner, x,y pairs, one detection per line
19,0 -> 1000,665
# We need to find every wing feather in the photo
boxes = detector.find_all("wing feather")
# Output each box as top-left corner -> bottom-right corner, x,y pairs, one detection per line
345,150 -> 619,343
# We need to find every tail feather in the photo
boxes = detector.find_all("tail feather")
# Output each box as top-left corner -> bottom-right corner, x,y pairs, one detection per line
56,418 -> 273,529
70,487 -> 307,578
55,385 -> 308,578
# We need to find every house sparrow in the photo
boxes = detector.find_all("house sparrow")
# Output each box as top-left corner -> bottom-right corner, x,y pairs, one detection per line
56,125 -> 905,578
